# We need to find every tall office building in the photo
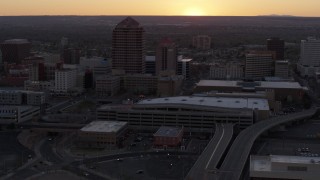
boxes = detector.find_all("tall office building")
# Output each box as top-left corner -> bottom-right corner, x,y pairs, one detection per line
156,38 -> 177,75
177,56 -> 192,80
267,38 -> 285,60
245,51 -> 275,80
112,17 -> 145,74
297,37 -> 320,77
0,39 -> 31,64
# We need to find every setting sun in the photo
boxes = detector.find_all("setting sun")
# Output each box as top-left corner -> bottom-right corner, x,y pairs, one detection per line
183,7 -> 205,16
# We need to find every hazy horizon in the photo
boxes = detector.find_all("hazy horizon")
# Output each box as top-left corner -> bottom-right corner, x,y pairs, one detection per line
1,0 -> 320,17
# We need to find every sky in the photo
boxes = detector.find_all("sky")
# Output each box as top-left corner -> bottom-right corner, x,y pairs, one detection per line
1,0 -> 320,17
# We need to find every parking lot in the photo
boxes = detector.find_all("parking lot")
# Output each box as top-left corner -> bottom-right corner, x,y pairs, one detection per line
87,154 -> 197,180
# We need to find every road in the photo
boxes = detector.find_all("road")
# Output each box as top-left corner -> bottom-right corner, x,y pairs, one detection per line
217,108 -> 317,180
185,124 -> 234,180
46,96 -> 84,114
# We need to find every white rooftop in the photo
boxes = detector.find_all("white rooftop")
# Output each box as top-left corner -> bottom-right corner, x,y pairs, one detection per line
251,155 -> 320,172
80,121 -> 127,133
259,81 -> 302,89
138,96 -> 269,110
197,80 -> 238,87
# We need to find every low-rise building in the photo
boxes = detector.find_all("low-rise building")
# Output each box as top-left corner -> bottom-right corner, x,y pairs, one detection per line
153,126 -> 184,149
0,90 -> 46,106
195,80 -> 305,102
0,106 -> 40,123
77,121 -> 128,148
250,155 -> 320,180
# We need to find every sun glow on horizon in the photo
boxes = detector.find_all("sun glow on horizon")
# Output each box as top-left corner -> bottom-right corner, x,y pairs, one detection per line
183,7 -> 205,16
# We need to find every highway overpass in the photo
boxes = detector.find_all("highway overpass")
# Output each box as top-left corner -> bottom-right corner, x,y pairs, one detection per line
185,124 -> 234,180
217,108 -> 318,180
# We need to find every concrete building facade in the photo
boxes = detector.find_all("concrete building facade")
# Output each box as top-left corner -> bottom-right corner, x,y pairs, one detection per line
245,51 -> 275,80
77,121 -> 128,148
297,37 -> 320,77
0,90 -> 45,106
97,96 -> 270,132
0,106 -> 40,123
54,68 -> 77,93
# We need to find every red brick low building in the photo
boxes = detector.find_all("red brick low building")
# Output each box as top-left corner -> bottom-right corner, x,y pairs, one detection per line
153,126 -> 184,149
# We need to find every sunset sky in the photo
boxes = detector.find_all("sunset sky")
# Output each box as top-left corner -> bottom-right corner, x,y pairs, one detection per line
1,0 -> 320,17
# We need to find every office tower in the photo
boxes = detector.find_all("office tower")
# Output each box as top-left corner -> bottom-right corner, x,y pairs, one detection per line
275,60 -> 289,78
267,38 -> 285,60
156,38 -> 177,75
0,39 -> 31,64
177,56 -> 192,80
63,48 -> 81,64
112,17 -> 145,74
245,51 -> 275,80
297,37 -> 320,77
193,35 -> 211,50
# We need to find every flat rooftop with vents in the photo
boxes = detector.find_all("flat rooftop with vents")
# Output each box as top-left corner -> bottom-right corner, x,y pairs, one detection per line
80,121 -> 127,133
138,96 -> 269,111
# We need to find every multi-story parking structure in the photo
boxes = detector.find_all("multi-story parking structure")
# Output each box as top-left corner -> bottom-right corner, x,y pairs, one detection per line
97,96 -> 269,132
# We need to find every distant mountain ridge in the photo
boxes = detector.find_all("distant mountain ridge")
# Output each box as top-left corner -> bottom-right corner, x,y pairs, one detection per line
258,14 -> 296,17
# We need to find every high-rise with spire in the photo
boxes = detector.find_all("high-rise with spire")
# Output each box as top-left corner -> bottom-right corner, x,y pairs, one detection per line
112,17 -> 145,74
